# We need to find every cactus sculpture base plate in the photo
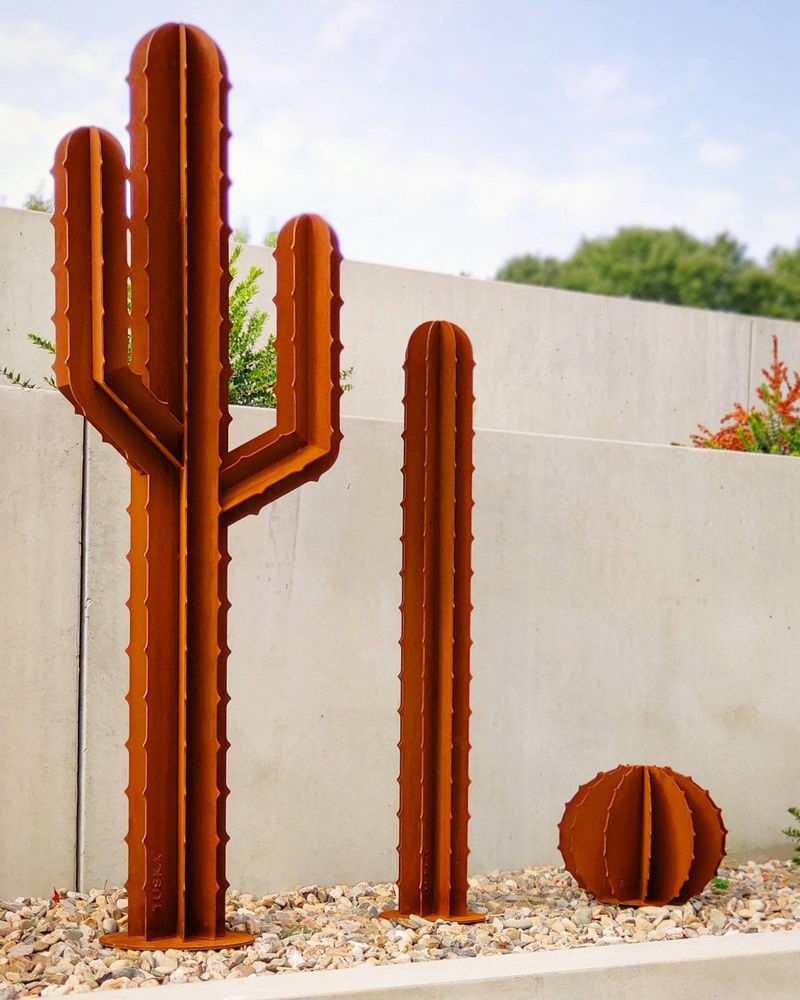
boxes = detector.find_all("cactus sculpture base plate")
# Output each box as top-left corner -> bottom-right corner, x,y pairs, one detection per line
381,909 -> 485,924
99,930 -> 254,952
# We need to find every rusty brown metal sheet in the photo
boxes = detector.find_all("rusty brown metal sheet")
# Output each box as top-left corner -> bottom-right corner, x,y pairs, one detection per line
51,22 -> 342,950
383,321 -> 483,925
558,765 -> 727,906
663,766 -> 728,903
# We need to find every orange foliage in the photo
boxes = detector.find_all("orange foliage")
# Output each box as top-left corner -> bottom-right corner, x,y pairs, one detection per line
691,336 -> 800,453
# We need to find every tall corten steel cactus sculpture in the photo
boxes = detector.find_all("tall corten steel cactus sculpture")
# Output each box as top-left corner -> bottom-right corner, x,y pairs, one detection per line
384,321 -> 483,924
51,23 -> 342,950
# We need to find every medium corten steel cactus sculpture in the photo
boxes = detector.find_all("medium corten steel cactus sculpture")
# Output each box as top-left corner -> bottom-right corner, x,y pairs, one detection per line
558,764 -> 727,906
384,321 -> 483,924
51,23 -> 342,950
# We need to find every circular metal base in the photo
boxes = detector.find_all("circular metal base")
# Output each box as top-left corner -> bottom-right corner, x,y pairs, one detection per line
99,929 -> 255,952
381,909 -> 485,924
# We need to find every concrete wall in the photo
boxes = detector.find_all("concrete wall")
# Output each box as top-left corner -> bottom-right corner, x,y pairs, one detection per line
0,387 -> 83,897
3,201 -> 800,898
3,389 -> 794,897
0,208 -> 56,386
4,205 -> 800,446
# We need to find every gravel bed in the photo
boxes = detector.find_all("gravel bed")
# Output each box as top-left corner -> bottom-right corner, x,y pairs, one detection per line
1,860 -> 798,997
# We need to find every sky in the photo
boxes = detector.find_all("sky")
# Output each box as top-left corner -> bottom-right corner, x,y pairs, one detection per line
1,0 -> 800,278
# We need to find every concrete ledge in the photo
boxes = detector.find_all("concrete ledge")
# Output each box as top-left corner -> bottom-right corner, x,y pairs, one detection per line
7,206 -> 800,445
108,930 -> 800,1000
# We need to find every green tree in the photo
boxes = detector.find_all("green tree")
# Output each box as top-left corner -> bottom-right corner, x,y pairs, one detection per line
764,245 -> 800,318
494,254 -> 562,288
496,226 -> 800,321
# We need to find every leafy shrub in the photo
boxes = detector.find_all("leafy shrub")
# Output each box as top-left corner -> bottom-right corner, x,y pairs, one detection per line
2,237 -> 353,407
23,189 -> 54,213
228,241 -> 278,407
783,806 -> 800,865
0,365 -> 37,388
692,336 -> 800,455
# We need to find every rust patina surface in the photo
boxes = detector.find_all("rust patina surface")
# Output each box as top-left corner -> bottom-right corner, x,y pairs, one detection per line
52,22 -> 342,949
385,321 -> 483,924
559,764 -> 727,906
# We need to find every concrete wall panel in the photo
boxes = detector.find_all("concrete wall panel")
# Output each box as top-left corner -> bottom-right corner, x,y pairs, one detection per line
468,432 -> 800,871
230,235 -> 800,445
0,386 -> 83,897
77,406 -> 800,893
0,208 -> 56,387
6,207 -> 800,447
226,412 -> 402,892
76,429 -> 129,890
4,205 -> 800,895
77,408 -> 404,892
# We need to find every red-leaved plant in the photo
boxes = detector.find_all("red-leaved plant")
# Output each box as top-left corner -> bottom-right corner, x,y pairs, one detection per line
692,336 -> 800,455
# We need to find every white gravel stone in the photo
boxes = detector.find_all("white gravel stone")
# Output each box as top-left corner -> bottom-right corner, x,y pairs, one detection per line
0,861 -> 798,995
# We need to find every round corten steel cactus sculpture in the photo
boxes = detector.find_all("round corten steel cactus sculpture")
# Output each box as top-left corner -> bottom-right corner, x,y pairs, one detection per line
558,765 -> 727,906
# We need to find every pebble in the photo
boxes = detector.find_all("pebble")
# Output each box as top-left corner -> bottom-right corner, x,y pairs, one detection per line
0,861 -> 797,996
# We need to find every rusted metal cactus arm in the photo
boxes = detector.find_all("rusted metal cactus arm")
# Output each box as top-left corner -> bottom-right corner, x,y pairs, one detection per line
219,214 -> 343,523
52,128 -> 182,469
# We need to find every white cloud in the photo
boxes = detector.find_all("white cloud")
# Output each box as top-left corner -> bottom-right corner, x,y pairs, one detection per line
0,17 -> 119,85
224,85 -> 764,277
557,60 -> 658,115
611,129 -> 655,149
565,62 -> 627,100
0,100 -> 123,206
319,0 -> 379,51
0,7 -> 789,280
0,17 -> 130,206
698,140 -> 744,168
